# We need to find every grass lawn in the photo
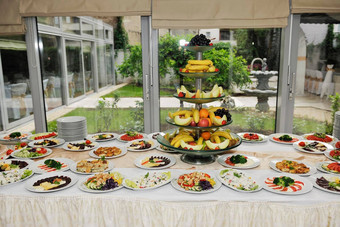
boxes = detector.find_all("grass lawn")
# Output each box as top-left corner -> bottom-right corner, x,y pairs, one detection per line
101,84 -> 174,98
48,107 -> 327,135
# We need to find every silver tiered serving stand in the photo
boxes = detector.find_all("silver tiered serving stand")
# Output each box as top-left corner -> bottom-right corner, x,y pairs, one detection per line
157,45 -> 242,165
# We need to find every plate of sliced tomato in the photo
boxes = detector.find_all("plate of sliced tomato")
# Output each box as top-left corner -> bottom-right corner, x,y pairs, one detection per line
324,149 -> 340,162
302,133 -> 337,144
317,161 -> 340,174
237,132 -> 267,143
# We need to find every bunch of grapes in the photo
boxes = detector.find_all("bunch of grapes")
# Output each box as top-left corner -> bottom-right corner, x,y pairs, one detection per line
188,34 -> 211,46
102,178 -> 118,190
199,180 -> 213,190
214,108 -> 232,122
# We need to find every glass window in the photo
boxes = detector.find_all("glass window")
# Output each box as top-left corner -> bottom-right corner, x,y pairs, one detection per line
293,13 -> 340,135
105,44 -> 113,85
62,17 -> 80,35
105,29 -> 112,40
38,17 -> 60,27
95,24 -> 104,39
97,42 -> 106,88
83,41 -> 94,93
0,36 -> 33,123
220,29 -> 231,40
39,34 -> 63,110
82,22 -> 93,36
158,29 -> 281,135
65,40 -> 84,99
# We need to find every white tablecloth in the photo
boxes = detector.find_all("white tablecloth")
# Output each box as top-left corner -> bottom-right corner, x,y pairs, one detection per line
0,138 -> 340,227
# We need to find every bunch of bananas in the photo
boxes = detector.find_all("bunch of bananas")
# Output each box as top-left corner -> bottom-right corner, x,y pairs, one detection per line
164,129 -> 238,150
180,60 -> 217,73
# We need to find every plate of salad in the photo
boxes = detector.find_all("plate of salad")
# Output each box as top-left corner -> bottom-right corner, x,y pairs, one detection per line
263,174 -> 313,195
0,159 -> 33,173
293,140 -> 333,154
27,132 -> 58,141
302,133 -> 336,144
123,171 -> 171,190
171,171 -> 222,194
324,149 -> 340,162
316,161 -> 340,174
11,147 -> 52,159
237,132 -> 267,143
217,154 -> 260,169
117,131 -> 147,143
310,174 -> 340,194
269,133 -> 302,145
86,133 -> 119,142
217,169 -> 262,193
79,172 -> 124,193
32,158 -> 74,174
0,169 -> 34,187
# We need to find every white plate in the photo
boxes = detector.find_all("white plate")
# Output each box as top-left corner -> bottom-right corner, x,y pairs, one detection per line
89,146 -> 127,159
156,145 -> 177,153
69,159 -> 114,175
324,149 -> 340,162
0,159 -> 33,173
117,133 -> 148,143
25,172 -> 78,193
309,173 -> 340,195
316,161 -> 340,174
302,133 -> 337,144
217,169 -> 262,193
11,147 -> 53,159
217,154 -> 260,169
171,177 -> 222,194
62,140 -> 99,152
28,138 -> 65,148
86,133 -> 119,142
269,159 -> 316,176
148,132 -> 162,140
126,139 -> 157,152
268,133 -> 302,145
27,132 -> 58,141
123,171 -> 172,191
134,153 -> 176,170
31,158 -> 74,174
78,172 -> 124,193
293,140 -> 333,154
237,132 -> 268,143
0,132 -> 31,141
0,169 -> 34,187
262,174 -> 313,195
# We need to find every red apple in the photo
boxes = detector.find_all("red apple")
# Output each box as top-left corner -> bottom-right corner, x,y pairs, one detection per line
198,118 -> 209,127
190,120 -> 197,127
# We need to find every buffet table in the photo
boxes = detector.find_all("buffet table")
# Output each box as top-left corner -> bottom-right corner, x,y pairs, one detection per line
0,138 -> 340,227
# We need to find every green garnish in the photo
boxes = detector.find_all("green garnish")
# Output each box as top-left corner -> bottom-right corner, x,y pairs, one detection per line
126,131 -> 138,137
233,172 -> 241,178
9,132 -> 21,138
145,172 -> 149,178
230,155 -> 247,164
98,134 -> 105,139
273,176 -> 295,187
279,135 -> 292,141
21,169 -> 32,179
314,133 -> 326,139
44,159 -> 62,170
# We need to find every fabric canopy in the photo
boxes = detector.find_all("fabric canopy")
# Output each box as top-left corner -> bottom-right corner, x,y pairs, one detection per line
19,0 -> 151,17
0,0 -> 21,25
292,0 -> 340,14
152,0 -> 290,29
0,24 -> 26,36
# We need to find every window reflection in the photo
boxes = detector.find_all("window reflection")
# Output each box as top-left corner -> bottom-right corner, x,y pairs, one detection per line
0,36 -> 33,123
65,40 -> 84,99
62,17 -> 80,35
83,41 -> 94,93
39,34 -> 63,110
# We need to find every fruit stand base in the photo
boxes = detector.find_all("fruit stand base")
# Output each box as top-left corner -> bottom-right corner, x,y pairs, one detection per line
180,154 -> 215,165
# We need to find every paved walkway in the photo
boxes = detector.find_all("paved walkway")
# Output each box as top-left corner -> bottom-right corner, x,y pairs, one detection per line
9,84 -> 332,133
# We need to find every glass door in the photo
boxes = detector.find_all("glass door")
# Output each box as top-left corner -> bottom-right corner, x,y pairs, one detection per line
291,14 -> 340,135
65,40 -> 84,100
82,41 -> 94,93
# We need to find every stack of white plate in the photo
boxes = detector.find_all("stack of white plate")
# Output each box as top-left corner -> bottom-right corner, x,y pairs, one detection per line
333,111 -> 340,140
57,116 -> 87,142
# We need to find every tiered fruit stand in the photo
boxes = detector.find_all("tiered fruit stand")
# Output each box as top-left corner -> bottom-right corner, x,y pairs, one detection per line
157,45 -> 242,165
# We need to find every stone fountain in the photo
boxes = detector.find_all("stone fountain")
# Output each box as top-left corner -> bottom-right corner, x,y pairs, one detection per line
241,58 -> 278,112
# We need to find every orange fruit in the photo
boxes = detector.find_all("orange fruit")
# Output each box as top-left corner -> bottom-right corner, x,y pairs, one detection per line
201,131 -> 211,140
199,108 -> 209,118
215,116 -> 221,119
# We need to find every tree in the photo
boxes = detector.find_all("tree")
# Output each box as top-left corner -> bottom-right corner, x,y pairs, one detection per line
114,17 -> 129,50
117,35 -> 251,89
